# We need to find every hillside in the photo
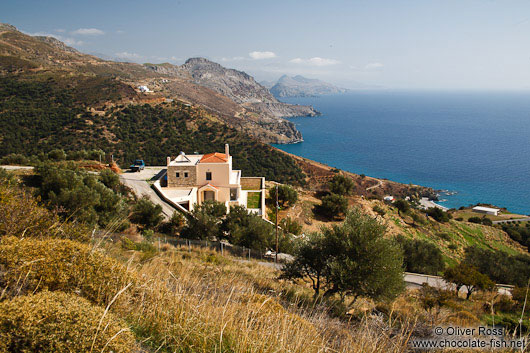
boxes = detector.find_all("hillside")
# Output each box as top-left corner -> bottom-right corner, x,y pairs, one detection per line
267,152 -> 528,265
1,173 -> 529,353
0,23 -> 311,144
270,75 -> 349,97
0,73 -> 305,184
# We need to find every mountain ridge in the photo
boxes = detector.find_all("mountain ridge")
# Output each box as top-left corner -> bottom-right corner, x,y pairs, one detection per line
0,23 -> 314,144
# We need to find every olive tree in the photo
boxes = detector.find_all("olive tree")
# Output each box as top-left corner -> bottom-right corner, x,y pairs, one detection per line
270,185 -> 298,208
443,263 -> 495,299
281,209 -> 404,304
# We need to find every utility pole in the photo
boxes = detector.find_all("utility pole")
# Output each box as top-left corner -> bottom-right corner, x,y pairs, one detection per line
275,184 -> 279,264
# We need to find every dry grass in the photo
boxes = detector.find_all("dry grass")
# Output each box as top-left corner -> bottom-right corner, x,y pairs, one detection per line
108,244 -> 416,353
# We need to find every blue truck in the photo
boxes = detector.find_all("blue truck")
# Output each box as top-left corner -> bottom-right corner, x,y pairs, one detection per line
129,159 -> 145,172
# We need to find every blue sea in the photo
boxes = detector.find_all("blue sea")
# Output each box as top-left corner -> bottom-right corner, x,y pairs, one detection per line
273,91 -> 530,215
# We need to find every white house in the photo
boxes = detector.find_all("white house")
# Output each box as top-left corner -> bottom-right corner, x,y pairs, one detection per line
384,195 -> 395,203
472,206 -> 500,216
158,144 -> 266,217
138,85 -> 150,92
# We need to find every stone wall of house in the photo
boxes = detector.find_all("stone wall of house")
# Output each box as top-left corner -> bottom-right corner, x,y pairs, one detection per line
167,166 -> 197,187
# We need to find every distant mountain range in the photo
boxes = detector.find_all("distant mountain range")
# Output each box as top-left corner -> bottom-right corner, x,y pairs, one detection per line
262,75 -> 349,98
262,75 -> 382,98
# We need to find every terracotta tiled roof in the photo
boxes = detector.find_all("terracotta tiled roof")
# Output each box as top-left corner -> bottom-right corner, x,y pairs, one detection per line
199,152 -> 228,163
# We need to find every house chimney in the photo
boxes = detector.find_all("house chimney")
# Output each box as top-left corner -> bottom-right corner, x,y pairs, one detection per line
166,156 -> 171,166
225,144 -> 229,158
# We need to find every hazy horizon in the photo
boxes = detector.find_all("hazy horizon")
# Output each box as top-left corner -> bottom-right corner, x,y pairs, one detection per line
2,0 -> 530,90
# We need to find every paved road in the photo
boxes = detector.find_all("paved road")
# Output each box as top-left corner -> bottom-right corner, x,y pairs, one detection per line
493,217 -> 530,224
119,167 -> 176,220
238,259 -> 513,295
0,165 -> 34,170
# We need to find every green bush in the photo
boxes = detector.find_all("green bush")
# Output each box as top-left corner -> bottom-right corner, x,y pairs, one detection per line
396,236 -> 445,275
318,193 -> 348,220
0,153 -> 29,165
269,184 -> 298,208
129,196 -> 163,229
328,174 -> 354,195
223,205 -> 274,251
426,207 -> 452,222
394,199 -> 410,216
0,237 -> 136,305
481,217 -> 493,226
464,246 -> 530,287
282,209 -> 404,302
35,164 -> 127,227
0,291 -> 136,353
181,201 -> 224,240
47,148 -> 66,161
468,216 -> 482,224
158,211 -> 185,236
443,262 -> 495,299
0,183 -> 89,242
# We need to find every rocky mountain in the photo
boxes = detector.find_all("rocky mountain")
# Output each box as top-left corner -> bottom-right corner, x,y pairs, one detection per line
270,75 -> 349,97
0,23 -> 312,143
178,58 -> 319,119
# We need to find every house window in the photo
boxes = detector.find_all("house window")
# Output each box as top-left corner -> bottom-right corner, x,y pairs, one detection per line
184,172 -> 188,178
230,188 -> 238,201
176,172 -> 180,178
206,172 -> 212,181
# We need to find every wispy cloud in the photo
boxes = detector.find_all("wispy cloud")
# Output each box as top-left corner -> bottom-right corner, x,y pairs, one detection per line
115,51 -> 141,60
249,51 -> 277,60
364,62 -> 384,70
71,28 -> 105,36
289,57 -> 340,66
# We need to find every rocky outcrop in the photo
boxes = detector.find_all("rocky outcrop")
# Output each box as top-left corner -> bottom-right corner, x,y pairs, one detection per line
34,36 -> 79,54
180,58 -> 319,119
142,63 -> 188,78
0,23 -> 17,32
270,75 -> 348,98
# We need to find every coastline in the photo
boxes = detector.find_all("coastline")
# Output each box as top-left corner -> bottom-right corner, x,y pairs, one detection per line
419,197 -> 449,211
273,93 -> 530,215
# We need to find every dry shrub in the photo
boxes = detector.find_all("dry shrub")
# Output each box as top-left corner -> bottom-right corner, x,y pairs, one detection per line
446,310 -> 480,326
0,183 -> 89,242
0,237 -> 136,306
0,291 -> 136,353
159,242 -> 174,252
119,248 -> 415,353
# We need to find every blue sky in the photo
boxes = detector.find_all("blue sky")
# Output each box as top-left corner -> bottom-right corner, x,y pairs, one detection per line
2,0 -> 530,89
